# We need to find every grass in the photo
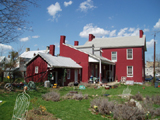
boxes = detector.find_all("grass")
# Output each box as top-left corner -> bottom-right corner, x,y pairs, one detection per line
0,83 -> 160,120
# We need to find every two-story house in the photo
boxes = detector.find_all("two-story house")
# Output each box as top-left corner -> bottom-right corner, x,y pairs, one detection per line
60,30 -> 146,84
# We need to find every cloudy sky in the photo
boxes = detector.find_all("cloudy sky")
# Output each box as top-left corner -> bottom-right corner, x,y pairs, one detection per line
1,0 -> 160,61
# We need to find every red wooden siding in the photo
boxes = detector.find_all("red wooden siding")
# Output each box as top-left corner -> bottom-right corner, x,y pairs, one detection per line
102,47 -> 145,82
60,36 -> 89,82
26,56 -> 48,82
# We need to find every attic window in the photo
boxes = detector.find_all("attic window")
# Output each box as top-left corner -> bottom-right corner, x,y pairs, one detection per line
35,66 -> 38,73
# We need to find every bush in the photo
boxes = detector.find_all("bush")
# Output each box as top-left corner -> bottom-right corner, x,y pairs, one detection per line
91,98 -> 115,115
42,91 -> 60,102
72,93 -> 83,100
131,93 -> 143,101
113,104 -> 145,120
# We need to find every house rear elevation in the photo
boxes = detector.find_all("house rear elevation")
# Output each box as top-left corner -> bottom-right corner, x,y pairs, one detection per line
60,30 -> 146,84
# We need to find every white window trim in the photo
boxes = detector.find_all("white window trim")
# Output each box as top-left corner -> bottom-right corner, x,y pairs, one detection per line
67,69 -> 70,79
127,66 -> 133,77
127,49 -> 133,60
35,66 -> 38,74
111,51 -> 117,62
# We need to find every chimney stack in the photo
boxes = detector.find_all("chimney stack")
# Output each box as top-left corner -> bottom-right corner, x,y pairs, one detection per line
74,41 -> 79,46
8,55 -> 10,58
60,36 -> 66,45
49,45 -> 55,56
139,30 -> 143,38
26,48 -> 30,52
89,34 -> 95,41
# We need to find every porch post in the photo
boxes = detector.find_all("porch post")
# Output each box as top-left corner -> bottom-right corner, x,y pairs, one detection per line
99,60 -> 101,83
109,64 -> 111,82
112,65 -> 114,81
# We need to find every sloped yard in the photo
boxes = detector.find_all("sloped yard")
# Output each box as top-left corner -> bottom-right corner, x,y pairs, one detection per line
0,83 -> 160,120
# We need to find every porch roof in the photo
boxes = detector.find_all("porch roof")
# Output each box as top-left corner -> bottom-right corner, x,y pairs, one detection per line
89,54 -> 115,65
64,44 -> 115,65
25,52 -> 82,68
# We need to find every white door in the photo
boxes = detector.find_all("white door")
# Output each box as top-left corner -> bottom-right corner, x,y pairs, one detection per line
74,69 -> 78,82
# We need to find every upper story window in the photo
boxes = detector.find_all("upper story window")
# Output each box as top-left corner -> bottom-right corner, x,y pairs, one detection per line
127,49 -> 133,59
111,51 -> 117,62
35,66 -> 38,73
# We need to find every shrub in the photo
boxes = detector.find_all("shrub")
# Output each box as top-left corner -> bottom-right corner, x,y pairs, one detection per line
42,91 -> 60,102
151,95 -> 160,105
91,98 -> 115,115
72,93 -> 83,100
113,104 -> 145,120
131,93 -> 143,101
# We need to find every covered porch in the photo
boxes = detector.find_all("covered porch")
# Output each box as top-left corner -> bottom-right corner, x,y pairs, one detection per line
89,55 -> 115,83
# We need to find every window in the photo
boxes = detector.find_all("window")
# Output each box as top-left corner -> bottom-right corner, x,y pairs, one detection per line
127,66 -> 133,77
67,69 -> 70,79
127,49 -> 133,59
111,52 -> 117,61
35,66 -> 38,73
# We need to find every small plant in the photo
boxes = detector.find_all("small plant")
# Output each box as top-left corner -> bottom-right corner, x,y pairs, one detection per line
72,93 -> 83,100
145,111 -> 151,119
42,91 -> 60,102
39,105 -> 47,114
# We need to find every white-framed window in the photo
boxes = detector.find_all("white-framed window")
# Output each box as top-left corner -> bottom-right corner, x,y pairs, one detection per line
67,69 -> 70,79
35,66 -> 38,73
111,51 -> 117,61
127,66 -> 133,77
127,49 -> 133,59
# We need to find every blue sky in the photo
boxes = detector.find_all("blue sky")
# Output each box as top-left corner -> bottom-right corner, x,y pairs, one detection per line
1,0 -> 160,62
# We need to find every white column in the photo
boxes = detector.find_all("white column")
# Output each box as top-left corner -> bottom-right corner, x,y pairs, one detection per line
99,60 -> 101,83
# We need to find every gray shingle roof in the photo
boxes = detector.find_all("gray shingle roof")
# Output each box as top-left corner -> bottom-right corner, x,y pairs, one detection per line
84,35 -> 146,49
25,52 -> 82,68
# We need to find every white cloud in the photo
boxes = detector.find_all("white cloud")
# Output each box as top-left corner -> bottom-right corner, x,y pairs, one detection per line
79,23 -> 110,38
110,30 -> 116,37
154,19 -> 160,29
111,26 -> 114,28
129,28 -> 135,32
147,39 -> 155,48
0,44 -> 13,50
117,27 -> 140,37
79,0 -> 96,12
20,37 -> 29,42
47,2 -> 62,20
32,35 -> 40,38
34,44 -> 37,46
64,1 -> 72,7
118,28 -> 128,37
144,28 -> 149,32
17,28 -> 21,30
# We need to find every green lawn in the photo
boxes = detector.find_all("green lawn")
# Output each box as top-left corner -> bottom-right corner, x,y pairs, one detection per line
0,83 -> 160,120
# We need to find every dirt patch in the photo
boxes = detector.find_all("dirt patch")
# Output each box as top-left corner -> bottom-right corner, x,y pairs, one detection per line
26,109 -> 60,120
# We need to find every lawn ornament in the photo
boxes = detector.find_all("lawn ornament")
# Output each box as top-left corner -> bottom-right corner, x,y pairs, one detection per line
11,86 -> 30,120
122,86 -> 131,98
4,83 -> 13,91
79,85 -> 85,90
27,81 -> 36,90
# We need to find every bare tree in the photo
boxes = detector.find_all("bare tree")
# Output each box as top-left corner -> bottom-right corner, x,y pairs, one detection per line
0,0 -> 37,44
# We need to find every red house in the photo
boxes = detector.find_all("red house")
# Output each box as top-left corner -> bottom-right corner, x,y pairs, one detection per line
60,30 -> 146,84
25,45 -> 82,86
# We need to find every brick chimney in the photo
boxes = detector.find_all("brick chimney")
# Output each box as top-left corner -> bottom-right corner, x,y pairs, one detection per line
139,30 -> 143,38
49,45 -> 55,56
60,36 -> 66,45
89,34 -> 95,41
74,41 -> 79,46
26,48 -> 30,52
